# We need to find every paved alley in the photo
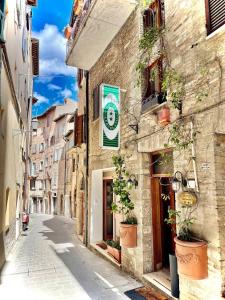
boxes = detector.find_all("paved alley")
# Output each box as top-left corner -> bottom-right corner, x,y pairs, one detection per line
0,215 -> 141,300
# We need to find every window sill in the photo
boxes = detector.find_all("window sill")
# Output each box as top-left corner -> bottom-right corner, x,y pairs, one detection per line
206,24 -> 225,40
141,101 -> 168,116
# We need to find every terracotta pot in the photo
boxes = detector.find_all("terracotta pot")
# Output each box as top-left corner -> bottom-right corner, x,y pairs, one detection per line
158,107 -> 170,125
64,26 -> 72,39
174,237 -> 208,280
120,223 -> 137,248
107,245 -> 121,263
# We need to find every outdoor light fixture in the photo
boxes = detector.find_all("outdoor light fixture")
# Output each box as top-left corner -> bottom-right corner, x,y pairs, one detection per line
127,174 -> 138,189
171,171 -> 187,192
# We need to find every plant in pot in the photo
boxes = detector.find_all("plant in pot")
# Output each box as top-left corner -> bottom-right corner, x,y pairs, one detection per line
106,240 -> 121,263
111,155 -> 138,248
165,205 -> 208,280
158,106 -> 170,126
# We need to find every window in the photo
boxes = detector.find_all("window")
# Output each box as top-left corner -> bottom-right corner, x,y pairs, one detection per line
31,144 -> 36,154
142,58 -> 166,111
75,114 -> 85,146
30,179 -> 36,190
39,180 -> 43,190
143,0 -> 164,31
93,85 -> 100,120
39,143 -> 44,152
50,136 -> 55,146
205,0 -> 225,35
72,158 -> 76,172
0,0 -> 6,42
45,158 -> 48,167
31,162 -> 36,176
39,161 -> 44,171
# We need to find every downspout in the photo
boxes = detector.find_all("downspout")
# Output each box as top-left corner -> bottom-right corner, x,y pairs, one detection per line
85,71 -> 89,246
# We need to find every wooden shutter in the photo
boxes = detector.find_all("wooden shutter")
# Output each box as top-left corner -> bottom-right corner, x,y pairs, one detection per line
93,85 -> 100,120
75,114 -> 84,146
205,0 -> 225,34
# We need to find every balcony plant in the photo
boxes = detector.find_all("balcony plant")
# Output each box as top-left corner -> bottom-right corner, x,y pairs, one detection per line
111,155 -> 137,248
106,240 -> 121,263
165,205 -> 208,280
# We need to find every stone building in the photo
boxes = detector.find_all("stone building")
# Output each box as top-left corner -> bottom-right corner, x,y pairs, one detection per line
0,0 -> 38,268
29,99 -> 77,216
66,0 -> 225,299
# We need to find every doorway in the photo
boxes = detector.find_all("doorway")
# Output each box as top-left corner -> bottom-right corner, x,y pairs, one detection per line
103,179 -> 113,241
151,151 -> 175,271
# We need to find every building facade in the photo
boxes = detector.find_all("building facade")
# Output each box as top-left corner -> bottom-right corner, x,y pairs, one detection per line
0,0 -> 38,268
29,99 -> 77,216
66,0 -> 225,299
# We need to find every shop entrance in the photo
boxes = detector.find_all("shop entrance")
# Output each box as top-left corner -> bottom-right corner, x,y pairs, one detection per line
103,179 -> 113,241
151,151 -> 175,271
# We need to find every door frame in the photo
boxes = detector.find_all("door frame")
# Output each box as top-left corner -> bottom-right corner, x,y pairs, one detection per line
150,149 -> 174,271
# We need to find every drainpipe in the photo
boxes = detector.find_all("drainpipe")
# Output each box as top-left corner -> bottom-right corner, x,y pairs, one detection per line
85,71 -> 89,246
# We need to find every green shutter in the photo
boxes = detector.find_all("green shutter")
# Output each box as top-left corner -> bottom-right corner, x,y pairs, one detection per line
0,0 -> 6,42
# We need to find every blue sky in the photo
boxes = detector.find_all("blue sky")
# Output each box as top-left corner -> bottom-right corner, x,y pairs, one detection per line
32,0 -> 77,116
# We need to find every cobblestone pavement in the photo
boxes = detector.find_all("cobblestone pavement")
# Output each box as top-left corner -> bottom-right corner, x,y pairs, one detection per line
0,214 -> 141,300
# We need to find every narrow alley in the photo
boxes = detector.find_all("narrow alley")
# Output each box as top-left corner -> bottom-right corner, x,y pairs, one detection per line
0,215 -> 141,300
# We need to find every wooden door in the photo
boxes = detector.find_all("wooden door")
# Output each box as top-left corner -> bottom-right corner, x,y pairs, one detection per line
103,179 -> 113,241
152,177 -> 175,270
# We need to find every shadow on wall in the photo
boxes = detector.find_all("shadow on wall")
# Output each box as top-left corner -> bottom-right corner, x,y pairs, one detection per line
0,231 -> 6,285
41,216 -> 124,299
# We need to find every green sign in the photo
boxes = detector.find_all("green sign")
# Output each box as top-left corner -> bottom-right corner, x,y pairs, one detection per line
100,84 -> 120,150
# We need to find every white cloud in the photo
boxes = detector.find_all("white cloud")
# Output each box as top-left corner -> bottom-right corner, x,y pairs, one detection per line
59,88 -> 72,98
33,24 -> 76,80
48,83 -> 61,91
33,92 -> 49,106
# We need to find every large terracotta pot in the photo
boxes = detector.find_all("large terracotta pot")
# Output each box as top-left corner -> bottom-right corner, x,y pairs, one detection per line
120,223 -> 137,248
174,237 -> 208,280
107,245 -> 121,263
64,26 -> 72,39
158,107 -> 170,126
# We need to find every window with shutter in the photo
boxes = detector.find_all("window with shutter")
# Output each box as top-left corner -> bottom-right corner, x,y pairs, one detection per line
75,114 -> 84,146
0,0 -> 6,42
205,0 -> 225,34
142,58 -> 166,111
93,85 -> 100,120
143,0 -> 164,31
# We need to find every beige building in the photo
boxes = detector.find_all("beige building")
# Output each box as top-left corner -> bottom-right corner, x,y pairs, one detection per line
66,0 -> 225,299
29,99 -> 77,216
0,0 -> 38,268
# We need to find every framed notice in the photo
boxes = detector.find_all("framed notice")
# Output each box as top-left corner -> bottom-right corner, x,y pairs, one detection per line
100,84 -> 120,150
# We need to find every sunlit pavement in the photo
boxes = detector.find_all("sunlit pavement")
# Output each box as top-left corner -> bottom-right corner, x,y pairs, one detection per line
0,214 -> 141,300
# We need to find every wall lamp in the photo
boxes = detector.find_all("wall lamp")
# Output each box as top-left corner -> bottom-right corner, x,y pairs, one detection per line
171,171 -> 187,193
127,174 -> 138,189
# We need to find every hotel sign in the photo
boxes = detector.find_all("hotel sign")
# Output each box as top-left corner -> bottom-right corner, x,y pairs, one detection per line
100,84 -> 120,150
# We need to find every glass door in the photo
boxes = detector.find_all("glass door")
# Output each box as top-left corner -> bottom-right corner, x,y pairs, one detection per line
103,179 -> 113,241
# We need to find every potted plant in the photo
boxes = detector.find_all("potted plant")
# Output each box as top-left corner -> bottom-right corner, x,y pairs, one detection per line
106,240 -> 121,263
111,155 -> 138,248
165,206 -> 208,280
158,106 -> 170,126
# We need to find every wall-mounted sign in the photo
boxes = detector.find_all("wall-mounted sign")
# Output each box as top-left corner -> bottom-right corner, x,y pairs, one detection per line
178,191 -> 197,207
100,84 -> 120,150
